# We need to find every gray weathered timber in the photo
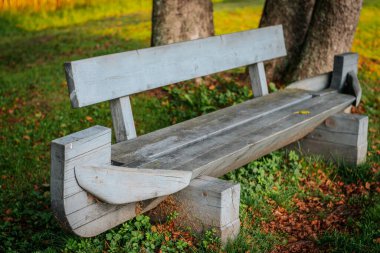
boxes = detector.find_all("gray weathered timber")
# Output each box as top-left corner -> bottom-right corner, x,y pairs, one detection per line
290,139 -> 367,165
110,96 -> 137,142
112,89 -> 312,162
75,165 -> 192,204
346,71 -> 362,107
65,25 -> 286,107
112,91 -> 355,179
307,113 -> 368,146
248,62 -> 268,97
148,176 -> 240,245
51,126 -> 136,237
286,72 -> 332,91
287,113 -> 368,165
330,53 -> 358,91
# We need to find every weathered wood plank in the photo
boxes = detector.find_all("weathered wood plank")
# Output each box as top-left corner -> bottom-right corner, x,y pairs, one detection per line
75,165 -> 192,204
112,89 -> 312,163
287,113 -> 368,165
346,71 -> 362,107
330,52 -> 358,91
148,176 -> 240,245
290,139 -> 367,165
65,25 -> 286,107
286,72 -> 331,91
248,62 -> 268,97
51,126 -> 138,237
113,92 -> 355,179
320,113 -> 368,135
306,113 -> 368,146
110,96 -> 137,142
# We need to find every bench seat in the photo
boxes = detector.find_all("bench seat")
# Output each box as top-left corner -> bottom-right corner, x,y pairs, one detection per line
111,88 -> 354,178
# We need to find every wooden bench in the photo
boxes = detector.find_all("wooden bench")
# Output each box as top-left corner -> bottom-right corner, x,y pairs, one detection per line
51,25 -> 366,243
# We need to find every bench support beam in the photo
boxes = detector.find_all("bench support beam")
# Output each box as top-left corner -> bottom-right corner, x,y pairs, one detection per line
110,96 -> 137,142
287,113 -> 368,165
248,62 -> 268,97
148,176 -> 241,245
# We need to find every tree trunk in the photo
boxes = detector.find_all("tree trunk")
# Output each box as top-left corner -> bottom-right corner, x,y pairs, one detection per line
260,0 -> 363,83
151,0 -> 214,46
259,0 -> 316,83
289,0 -> 363,81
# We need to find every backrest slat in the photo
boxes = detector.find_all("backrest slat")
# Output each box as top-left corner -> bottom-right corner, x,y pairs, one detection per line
65,25 -> 286,108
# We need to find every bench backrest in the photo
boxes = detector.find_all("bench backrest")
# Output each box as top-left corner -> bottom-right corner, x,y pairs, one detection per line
65,25 -> 286,108
64,25 -> 286,142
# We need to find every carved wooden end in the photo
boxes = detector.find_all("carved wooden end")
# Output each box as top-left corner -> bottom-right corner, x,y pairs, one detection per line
51,125 -> 240,243
51,126 -> 137,237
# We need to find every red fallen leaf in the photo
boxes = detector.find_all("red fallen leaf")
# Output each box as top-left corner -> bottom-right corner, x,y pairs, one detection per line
4,209 -> 12,215
1,175 -> 6,180
374,238 -> 380,244
23,135 -> 30,140
3,217 -> 13,222
85,116 -> 93,122
34,184 -> 39,191
365,182 -> 371,190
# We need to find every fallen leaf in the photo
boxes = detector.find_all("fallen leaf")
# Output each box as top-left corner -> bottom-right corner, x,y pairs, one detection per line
85,116 -> 93,122
294,110 -> 310,115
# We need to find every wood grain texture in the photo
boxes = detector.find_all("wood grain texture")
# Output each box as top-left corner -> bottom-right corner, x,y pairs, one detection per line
112,89 -> 312,162
287,113 -> 368,165
286,72 -> 332,91
346,71 -> 362,107
112,90 -> 355,179
290,139 -> 367,165
65,25 -> 286,107
148,176 -> 240,245
51,126 -> 137,237
307,113 -> 368,146
219,219 -> 240,245
330,52 -> 358,91
110,96 -> 137,142
248,62 -> 268,97
75,165 -> 192,204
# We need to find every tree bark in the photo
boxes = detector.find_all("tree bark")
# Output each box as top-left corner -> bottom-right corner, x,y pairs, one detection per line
259,0 -> 316,83
289,0 -> 363,81
260,0 -> 363,83
151,0 -> 214,46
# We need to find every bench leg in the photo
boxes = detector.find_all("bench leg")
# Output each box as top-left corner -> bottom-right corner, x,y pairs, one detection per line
148,175 -> 241,245
287,113 -> 368,165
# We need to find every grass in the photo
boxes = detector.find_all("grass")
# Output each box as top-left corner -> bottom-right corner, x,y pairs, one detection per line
0,0 -> 379,252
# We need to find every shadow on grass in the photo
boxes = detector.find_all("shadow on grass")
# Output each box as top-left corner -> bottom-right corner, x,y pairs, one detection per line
0,12 -> 150,72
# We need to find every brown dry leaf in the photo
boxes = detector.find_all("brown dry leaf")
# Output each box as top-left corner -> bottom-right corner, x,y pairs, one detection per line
85,116 -> 93,122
